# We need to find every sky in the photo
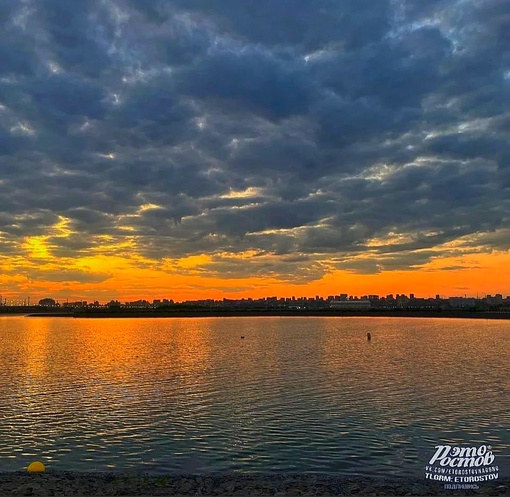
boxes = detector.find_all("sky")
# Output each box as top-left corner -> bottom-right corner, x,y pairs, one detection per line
0,0 -> 509,303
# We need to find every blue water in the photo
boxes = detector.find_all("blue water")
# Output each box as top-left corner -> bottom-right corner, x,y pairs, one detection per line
0,315 -> 509,477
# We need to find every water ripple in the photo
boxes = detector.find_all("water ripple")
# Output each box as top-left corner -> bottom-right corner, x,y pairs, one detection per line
0,316 -> 509,475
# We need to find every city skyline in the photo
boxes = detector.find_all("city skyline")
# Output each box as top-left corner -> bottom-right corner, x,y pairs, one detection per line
2,290 -> 510,307
1,1 -> 509,302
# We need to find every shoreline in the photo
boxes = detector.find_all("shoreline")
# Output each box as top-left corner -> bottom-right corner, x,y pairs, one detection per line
2,472 -> 509,496
22,309 -> 510,319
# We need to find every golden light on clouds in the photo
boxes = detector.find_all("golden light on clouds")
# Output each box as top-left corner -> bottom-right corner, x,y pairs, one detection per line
52,216 -> 73,238
219,187 -> 263,199
23,236 -> 51,259
1,199 -> 507,304
4,239 -> 510,302
174,254 -> 213,269
1,199 -> 508,303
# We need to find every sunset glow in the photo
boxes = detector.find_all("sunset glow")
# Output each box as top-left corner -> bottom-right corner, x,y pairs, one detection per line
1,1 -> 508,303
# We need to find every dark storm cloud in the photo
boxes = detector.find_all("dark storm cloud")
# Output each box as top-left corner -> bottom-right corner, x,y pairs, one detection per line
132,0 -> 391,51
28,269 -> 112,284
0,0 -> 509,278
30,73 -> 107,120
440,265 -> 480,272
38,0 -> 114,77
201,254 -> 328,283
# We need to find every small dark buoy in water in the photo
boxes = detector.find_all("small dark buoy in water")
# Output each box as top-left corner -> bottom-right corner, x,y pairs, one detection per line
367,332 -> 371,341
241,336 -> 245,339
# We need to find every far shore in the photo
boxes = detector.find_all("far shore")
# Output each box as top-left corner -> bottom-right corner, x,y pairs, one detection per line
2,471 -> 508,496
21,309 -> 510,320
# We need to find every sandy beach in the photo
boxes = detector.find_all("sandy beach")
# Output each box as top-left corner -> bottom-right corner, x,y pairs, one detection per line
1,472 -> 509,496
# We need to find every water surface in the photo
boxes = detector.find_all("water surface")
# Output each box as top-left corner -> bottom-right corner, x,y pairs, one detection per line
0,316 -> 508,476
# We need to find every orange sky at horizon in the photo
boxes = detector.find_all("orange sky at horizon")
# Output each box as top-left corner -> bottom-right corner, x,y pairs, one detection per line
2,247 -> 510,304
1,0 -> 509,309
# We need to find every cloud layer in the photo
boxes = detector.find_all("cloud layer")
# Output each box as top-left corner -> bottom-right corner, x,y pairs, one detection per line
0,0 -> 509,294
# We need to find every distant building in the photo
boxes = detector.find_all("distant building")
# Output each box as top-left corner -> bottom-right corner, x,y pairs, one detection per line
330,300 -> 371,309
125,299 -> 150,308
39,298 -> 56,307
62,301 -> 87,308
486,294 -> 504,306
449,297 -> 476,309
153,299 -> 174,307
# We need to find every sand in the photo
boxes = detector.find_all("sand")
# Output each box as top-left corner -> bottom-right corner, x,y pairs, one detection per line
1,472 -> 509,496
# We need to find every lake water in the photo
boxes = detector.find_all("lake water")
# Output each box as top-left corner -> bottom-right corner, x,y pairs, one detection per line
0,315 -> 509,477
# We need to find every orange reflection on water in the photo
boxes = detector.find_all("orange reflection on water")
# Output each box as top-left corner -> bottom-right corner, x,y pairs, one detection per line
22,318 -> 52,380
71,318 -> 214,403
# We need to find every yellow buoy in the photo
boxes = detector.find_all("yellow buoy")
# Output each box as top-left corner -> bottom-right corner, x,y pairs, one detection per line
27,461 -> 45,473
